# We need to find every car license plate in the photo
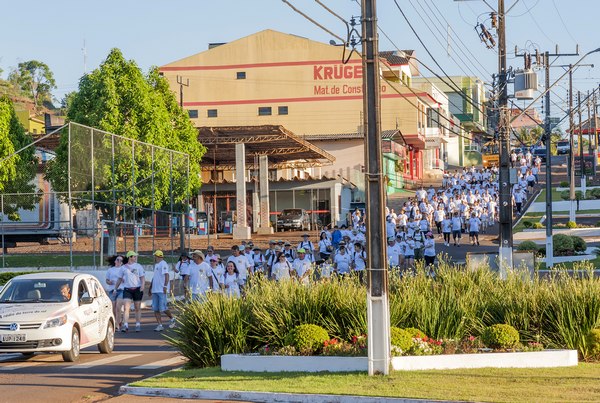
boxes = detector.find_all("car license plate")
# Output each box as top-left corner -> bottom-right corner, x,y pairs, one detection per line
1,334 -> 26,342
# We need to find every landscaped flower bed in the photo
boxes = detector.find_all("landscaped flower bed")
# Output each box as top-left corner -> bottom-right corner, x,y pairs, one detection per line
166,260 -> 600,368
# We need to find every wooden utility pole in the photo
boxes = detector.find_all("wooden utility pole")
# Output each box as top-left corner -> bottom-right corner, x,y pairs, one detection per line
361,0 -> 390,375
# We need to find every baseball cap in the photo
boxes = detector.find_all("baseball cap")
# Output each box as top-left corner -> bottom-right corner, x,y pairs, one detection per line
154,250 -> 164,257
297,248 -> 306,253
126,251 -> 138,258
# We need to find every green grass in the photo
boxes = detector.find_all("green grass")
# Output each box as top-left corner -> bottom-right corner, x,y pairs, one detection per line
537,256 -> 600,271
536,188 -> 567,203
0,254 -> 175,268
133,364 -> 600,403
513,212 -> 545,233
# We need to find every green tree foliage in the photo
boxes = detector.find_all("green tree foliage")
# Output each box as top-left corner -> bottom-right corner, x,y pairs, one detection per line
8,60 -> 56,108
46,48 -> 205,218
0,96 -> 37,220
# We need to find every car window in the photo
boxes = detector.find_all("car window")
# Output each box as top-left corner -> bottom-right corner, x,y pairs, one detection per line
77,280 -> 90,303
0,279 -> 74,303
89,278 -> 103,298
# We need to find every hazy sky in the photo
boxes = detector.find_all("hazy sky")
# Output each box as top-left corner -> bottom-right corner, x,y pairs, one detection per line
2,0 -> 599,119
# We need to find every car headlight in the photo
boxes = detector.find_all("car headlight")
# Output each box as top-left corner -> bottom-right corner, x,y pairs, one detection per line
44,315 -> 68,329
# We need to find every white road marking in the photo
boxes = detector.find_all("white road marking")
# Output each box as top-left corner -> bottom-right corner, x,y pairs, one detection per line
131,356 -> 185,370
67,353 -> 142,369
0,355 -> 62,370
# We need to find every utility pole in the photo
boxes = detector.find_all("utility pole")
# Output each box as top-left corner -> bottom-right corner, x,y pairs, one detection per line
361,0 -> 390,376
176,75 -> 190,253
569,65 -> 576,222
579,91 -> 585,197
543,52 -> 554,268
497,0 -> 513,275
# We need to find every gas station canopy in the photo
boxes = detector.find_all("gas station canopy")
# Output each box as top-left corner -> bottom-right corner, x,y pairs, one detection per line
197,125 -> 336,170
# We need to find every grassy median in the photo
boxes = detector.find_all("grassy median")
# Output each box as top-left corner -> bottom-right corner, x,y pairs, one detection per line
132,363 -> 600,403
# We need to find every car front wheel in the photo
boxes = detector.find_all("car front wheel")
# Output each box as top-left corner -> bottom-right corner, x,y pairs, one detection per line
62,327 -> 80,362
98,321 -> 115,354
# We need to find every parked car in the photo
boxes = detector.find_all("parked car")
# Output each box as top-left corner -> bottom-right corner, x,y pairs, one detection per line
0,272 -> 115,362
276,208 -> 311,231
556,140 -> 570,155
533,147 -> 547,163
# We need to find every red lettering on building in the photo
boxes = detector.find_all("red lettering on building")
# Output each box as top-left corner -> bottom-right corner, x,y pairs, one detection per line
313,64 -> 364,80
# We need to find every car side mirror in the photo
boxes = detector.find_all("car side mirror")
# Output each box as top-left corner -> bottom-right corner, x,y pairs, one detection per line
80,296 -> 94,305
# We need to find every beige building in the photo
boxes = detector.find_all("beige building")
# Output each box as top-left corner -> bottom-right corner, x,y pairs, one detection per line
160,30 -> 448,230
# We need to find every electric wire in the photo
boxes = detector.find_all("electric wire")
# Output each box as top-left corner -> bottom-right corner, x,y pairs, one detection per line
281,0 -> 345,44
392,0 -> 489,118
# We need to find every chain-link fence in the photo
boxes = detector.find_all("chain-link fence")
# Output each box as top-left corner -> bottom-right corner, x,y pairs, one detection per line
0,122 -> 191,269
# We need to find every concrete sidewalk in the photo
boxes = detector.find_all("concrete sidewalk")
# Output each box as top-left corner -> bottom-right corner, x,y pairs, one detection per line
527,199 -> 600,213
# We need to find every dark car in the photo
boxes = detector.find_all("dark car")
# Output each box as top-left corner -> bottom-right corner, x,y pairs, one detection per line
276,208 -> 311,231
533,147 -> 547,163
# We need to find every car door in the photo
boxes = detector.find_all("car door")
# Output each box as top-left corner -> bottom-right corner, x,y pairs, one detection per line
72,278 -> 101,346
89,278 -> 111,342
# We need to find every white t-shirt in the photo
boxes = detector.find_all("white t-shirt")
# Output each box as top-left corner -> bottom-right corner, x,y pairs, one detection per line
151,260 -> 170,293
176,260 -> 190,276
119,263 -> 145,289
352,250 -> 367,271
106,266 -> 123,292
469,217 -> 481,232
292,257 -> 312,282
227,254 -> 251,280
189,260 -> 211,295
424,238 -> 436,257
272,261 -> 292,281
209,263 -> 225,291
223,272 -> 241,298
334,252 -> 352,274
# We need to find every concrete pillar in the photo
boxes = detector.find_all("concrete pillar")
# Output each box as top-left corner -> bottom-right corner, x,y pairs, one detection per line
233,143 -> 251,240
257,155 -> 273,235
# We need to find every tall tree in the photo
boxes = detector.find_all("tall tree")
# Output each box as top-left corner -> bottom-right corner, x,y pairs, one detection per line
46,48 -> 205,220
0,96 -> 37,220
8,60 -> 56,108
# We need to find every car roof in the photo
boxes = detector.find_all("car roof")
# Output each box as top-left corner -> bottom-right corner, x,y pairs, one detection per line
9,272 -> 85,281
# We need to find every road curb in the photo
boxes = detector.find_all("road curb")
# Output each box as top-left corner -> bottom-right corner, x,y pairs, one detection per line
119,385 -> 457,403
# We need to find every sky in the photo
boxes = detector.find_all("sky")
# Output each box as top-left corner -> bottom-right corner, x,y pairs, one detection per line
2,0 -> 599,123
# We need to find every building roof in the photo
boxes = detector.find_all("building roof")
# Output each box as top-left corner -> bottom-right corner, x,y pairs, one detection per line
197,125 -> 335,170
379,50 -> 414,66
303,129 -> 402,141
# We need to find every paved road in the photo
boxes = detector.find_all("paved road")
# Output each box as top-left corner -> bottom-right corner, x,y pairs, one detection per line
0,310 -> 188,403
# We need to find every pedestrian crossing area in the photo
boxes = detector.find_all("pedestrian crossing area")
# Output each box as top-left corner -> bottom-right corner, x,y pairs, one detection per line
0,351 -> 185,372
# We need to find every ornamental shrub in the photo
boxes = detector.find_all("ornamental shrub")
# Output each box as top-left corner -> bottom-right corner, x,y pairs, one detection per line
517,241 -> 538,252
553,233 -> 574,256
285,324 -> 329,354
559,181 -> 569,188
532,222 -> 544,229
572,236 -> 587,253
560,190 -> 570,200
522,220 -> 533,229
481,324 -> 520,349
566,221 -> 578,229
404,327 -> 428,339
586,329 -> 600,359
390,327 -> 413,352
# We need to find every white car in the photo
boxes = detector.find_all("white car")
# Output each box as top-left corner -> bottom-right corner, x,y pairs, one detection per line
0,272 -> 115,362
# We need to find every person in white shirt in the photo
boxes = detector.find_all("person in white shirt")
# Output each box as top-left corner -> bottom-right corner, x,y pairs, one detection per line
292,248 -> 312,285
433,205 -> 445,236
423,232 -> 436,270
105,255 -> 125,330
208,257 -> 225,292
351,242 -> 367,283
451,213 -> 463,247
468,214 -> 482,246
223,261 -> 242,298
386,237 -> 400,268
404,235 -> 416,270
333,245 -> 352,275
114,251 -> 146,332
272,252 -> 292,281
148,250 -> 175,332
297,234 -> 315,262
513,186 -> 525,215
251,247 -> 266,276
385,215 -> 396,239
189,250 -> 212,301
227,245 -> 252,287
174,253 -> 191,299
318,232 -> 333,261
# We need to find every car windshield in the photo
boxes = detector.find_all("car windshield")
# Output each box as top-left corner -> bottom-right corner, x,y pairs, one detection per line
282,209 -> 302,215
0,278 -> 74,303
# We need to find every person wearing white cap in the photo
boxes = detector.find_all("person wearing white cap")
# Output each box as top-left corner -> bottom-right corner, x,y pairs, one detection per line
292,248 -> 312,285
333,245 -> 352,275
